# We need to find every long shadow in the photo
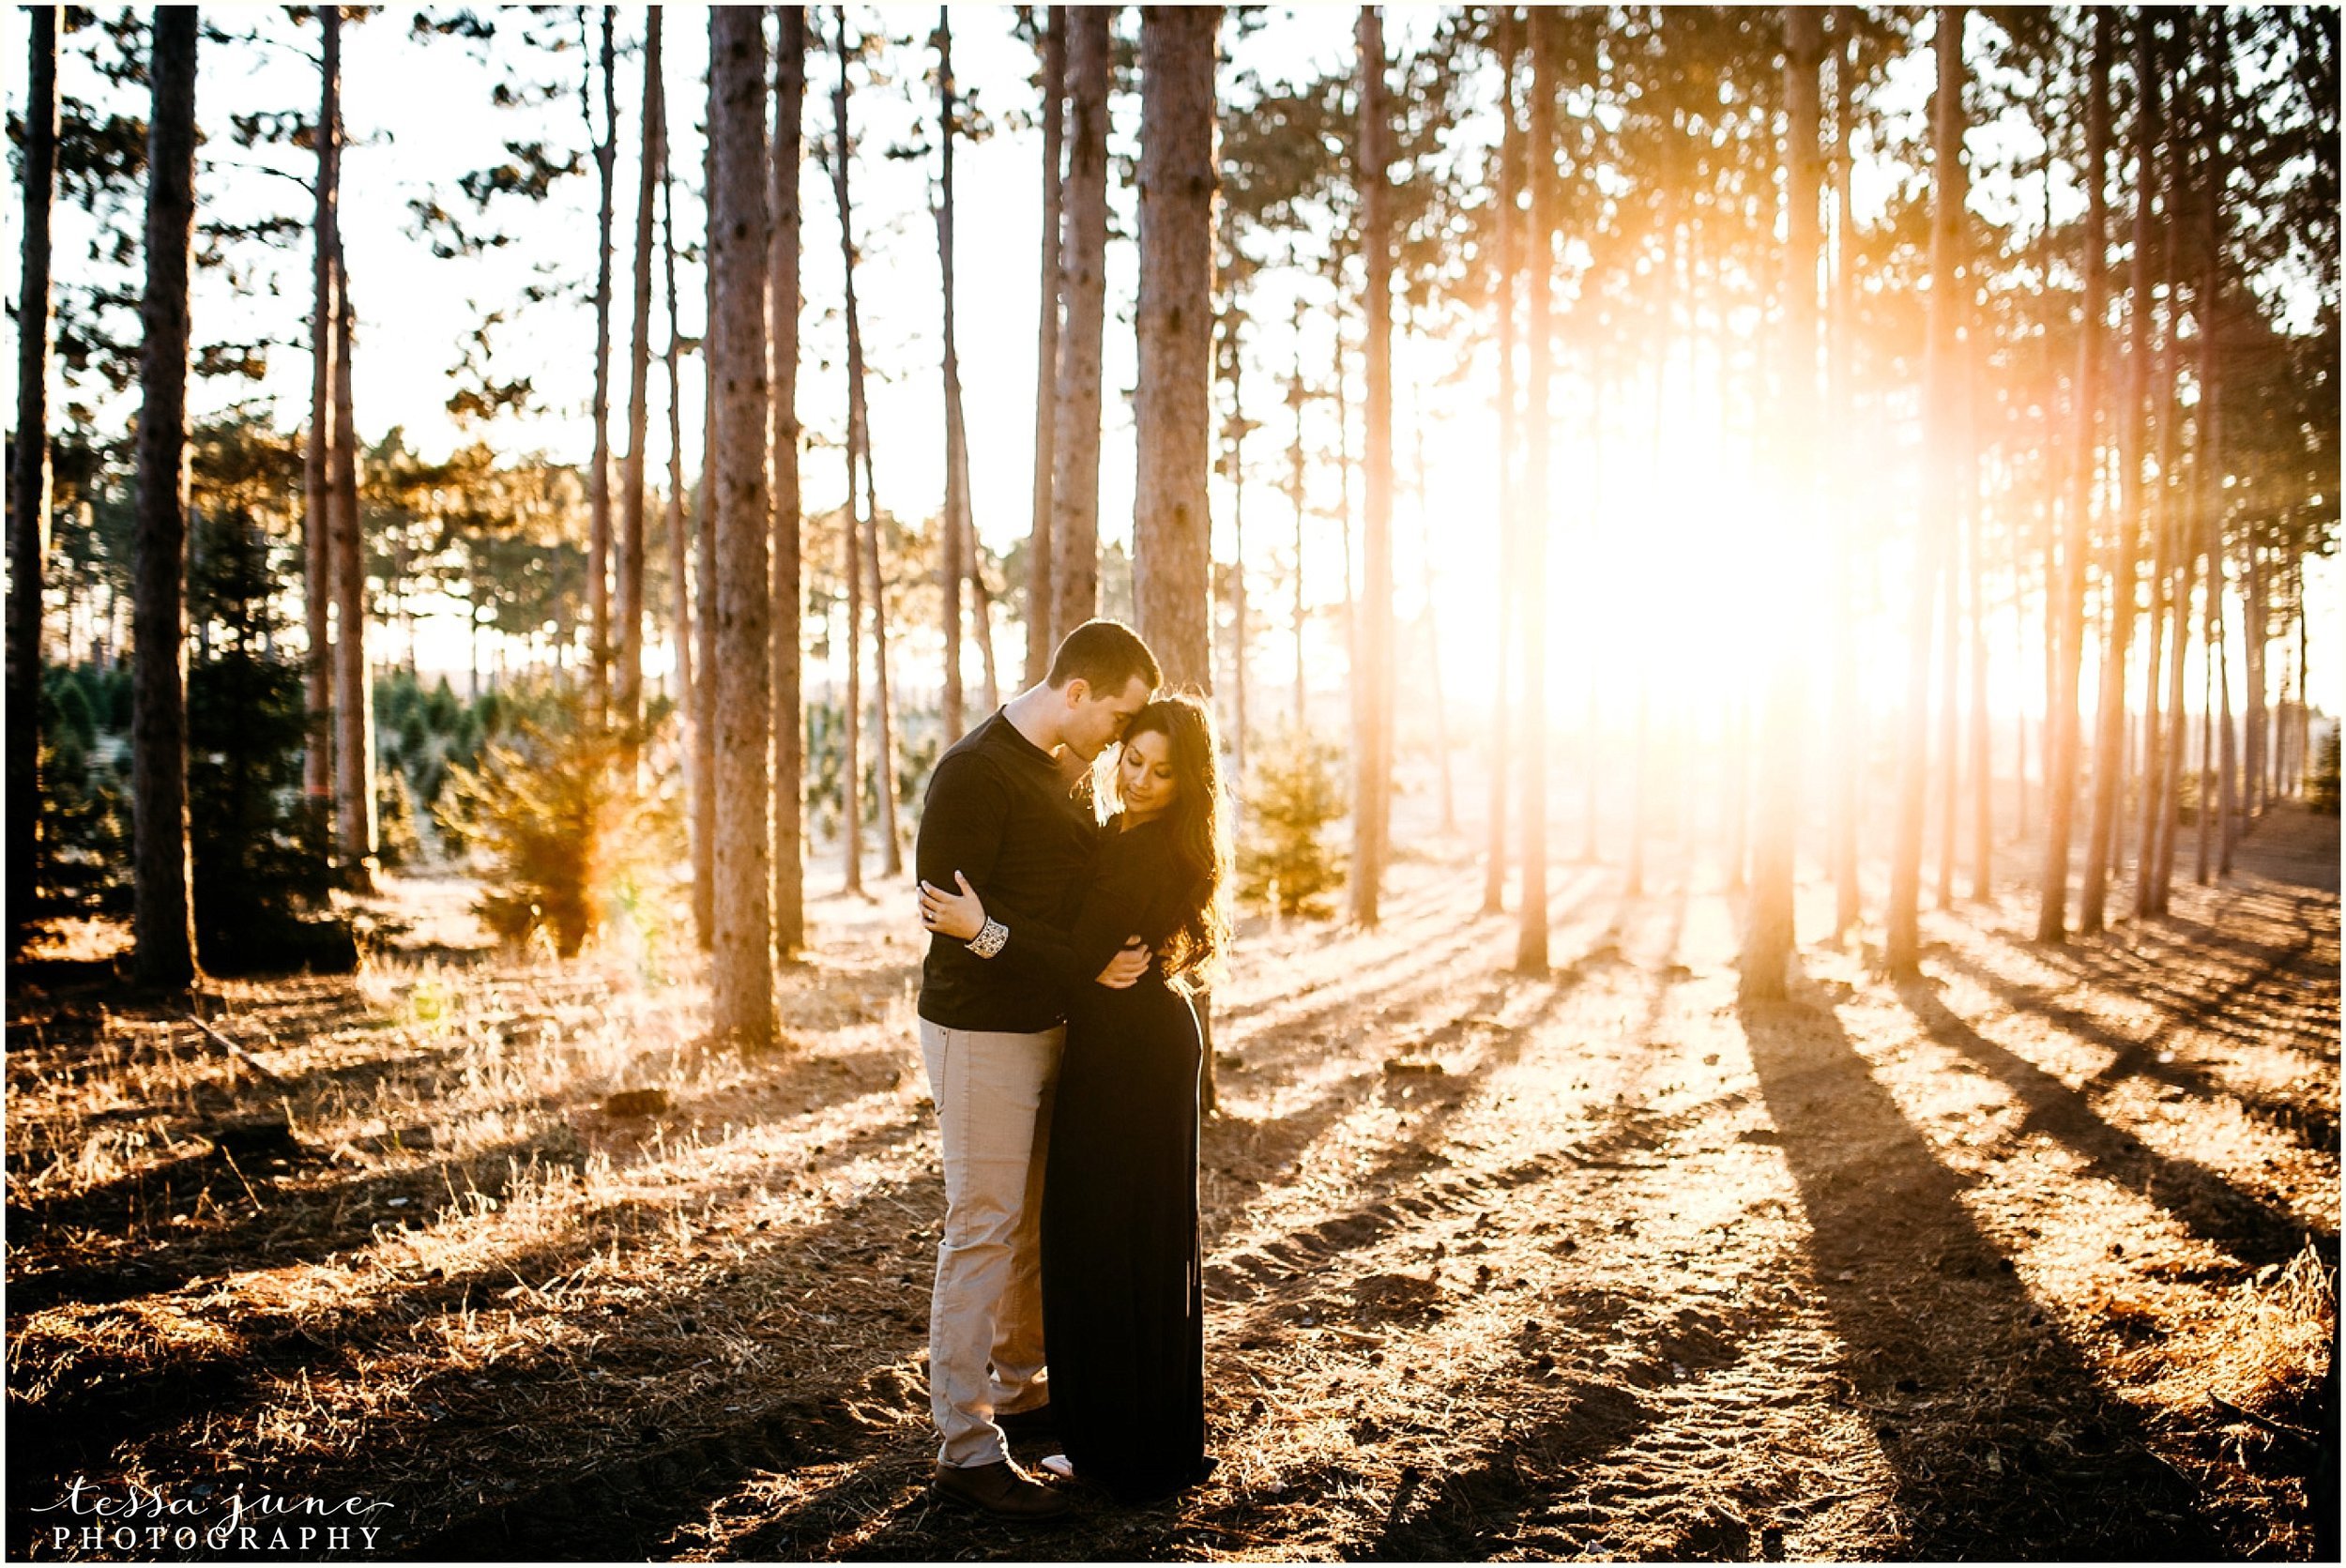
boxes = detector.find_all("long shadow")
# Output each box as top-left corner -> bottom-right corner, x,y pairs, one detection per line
1740,974 -> 2224,1558
6,1109 -> 934,1524
5,1128 -> 582,1315
1896,978 -> 2323,1269
1931,945 -> 2341,1155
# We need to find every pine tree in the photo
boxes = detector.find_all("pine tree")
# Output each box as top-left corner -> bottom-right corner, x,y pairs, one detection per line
131,7 -> 202,987
7,8 -> 57,951
708,5 -> 775,1045
1050,8 -> 1110,640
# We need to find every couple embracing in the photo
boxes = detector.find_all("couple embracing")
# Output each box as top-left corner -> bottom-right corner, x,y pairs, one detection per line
910,619 -> 1228,1518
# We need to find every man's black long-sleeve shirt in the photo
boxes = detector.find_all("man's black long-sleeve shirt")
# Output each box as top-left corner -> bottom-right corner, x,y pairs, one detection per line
915,709 -> 1101,1032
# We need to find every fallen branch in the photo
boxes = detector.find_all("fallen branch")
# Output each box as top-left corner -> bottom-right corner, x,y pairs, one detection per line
183,1012 -> 294,1090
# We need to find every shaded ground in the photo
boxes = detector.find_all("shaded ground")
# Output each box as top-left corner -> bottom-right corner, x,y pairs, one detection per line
5,805 -> 2337,1560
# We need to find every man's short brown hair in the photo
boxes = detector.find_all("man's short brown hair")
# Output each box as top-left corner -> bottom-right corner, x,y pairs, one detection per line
1046,619 -> 1162,696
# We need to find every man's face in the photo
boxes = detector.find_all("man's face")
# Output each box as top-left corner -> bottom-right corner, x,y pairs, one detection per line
1064,675 -> 1152,762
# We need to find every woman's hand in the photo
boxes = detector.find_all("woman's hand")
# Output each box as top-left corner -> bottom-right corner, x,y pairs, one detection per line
1096,940 -> 1151,989
918,871 -> 988,941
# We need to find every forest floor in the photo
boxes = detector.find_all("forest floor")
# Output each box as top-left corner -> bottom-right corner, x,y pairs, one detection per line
5,799 -> 2338,1561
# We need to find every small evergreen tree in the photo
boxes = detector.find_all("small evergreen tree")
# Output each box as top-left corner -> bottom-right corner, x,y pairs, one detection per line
1238,727 -> 1347,917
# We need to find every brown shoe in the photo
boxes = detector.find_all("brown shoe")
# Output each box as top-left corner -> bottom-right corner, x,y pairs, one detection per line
931,1459 -> 1072,1520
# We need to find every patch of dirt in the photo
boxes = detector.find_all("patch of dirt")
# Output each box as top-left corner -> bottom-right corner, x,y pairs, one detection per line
5,808 -> 2335,1560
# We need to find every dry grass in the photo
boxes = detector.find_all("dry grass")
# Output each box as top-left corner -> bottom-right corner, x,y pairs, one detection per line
5,805 -> 2337,1560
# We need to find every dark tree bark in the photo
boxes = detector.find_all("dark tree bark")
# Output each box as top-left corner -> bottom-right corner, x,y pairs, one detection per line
772,4 -> 807,956
8,8 -> 57,951
1742,3 -> 1820,1001
618,8 -> 663,742
1025,7 -> 1067,683
1133,6 -> 1220,692
1350,5 -> 1393,927
2037,8 -> 2109,941
708,6 -> 775,1045
131,7 -> 201,988
330,244 -> 376,890
1887,5 -> 1967,978
586,7 -> 619,716
1049,8 -> 1110,642
1516,5 -> 1556,974
2079,12 -> 2158,936
693,133 -> 718,947
304,7 -> 342,806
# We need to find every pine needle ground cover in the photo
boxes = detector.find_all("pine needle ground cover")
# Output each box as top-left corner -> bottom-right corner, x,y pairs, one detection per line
4,806 -> 2335,1560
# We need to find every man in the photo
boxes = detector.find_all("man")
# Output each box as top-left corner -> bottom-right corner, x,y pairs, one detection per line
913,619 -> 1162,1519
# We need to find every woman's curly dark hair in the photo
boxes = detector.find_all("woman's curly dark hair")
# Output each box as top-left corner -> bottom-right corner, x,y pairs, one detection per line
1108,693 -> 1230,993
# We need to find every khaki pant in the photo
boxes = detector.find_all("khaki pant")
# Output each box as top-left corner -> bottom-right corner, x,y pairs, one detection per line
918,1018 -> 1063,1469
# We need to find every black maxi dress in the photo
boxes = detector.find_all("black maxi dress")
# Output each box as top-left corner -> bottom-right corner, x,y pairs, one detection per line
1039,815 -> 1211,1503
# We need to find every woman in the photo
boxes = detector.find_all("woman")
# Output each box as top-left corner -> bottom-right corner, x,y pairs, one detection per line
918,694 -> 1228,1503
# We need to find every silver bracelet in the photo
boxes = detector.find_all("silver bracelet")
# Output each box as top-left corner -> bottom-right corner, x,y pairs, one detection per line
967,918 -> 1009,959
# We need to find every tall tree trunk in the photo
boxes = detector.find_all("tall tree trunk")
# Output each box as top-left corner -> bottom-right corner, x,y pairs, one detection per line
8,8 -> 57,951
1050,8 -> 1110,643
2038,8 -> 2108,941
1934,496 -> 1959,909
618,8 -> 663,744
937,8 -> 967,739
771,5 -> 806,956
304,8 -> 341,806
330,246 -> 376,890
1742,3 -> 1819,1001
1133,6 -> 1219,694
1482,8 -> 1521,916
663,75 -> 694,869
1025,7 -> 1067,683
1516,5 -> 1556,973
1349,5 -> 1393,927
1886,4 -> 1966,978
2243,532 -> 2265,820
131,8 -> 201,988
831,8 -> 867,893
1223,308 -> 1251,772
1966,370 -> 1991,902
2079,12 -> 2157,936
1827,3 -> 1860,939
1287,307 -> 1308,731
708,7 -> 775,1045
2138,71 -> 2185,915
1413,387 -> 1453,834
586,7 -> 619,719
693,129 -> 719,947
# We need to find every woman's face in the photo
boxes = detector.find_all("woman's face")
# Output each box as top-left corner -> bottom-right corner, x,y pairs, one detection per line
1119,729 -> 1180,820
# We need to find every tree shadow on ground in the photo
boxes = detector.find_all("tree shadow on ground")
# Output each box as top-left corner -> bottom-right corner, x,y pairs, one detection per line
1894,975 -> 2323,1270
1738,972 -> 2224,1558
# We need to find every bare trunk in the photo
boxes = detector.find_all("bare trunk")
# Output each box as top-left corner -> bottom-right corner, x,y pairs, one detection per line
832,9 -> 867,892
1287,310 -> 1308,731
617,9 -> 662,742
937,9 -> 967,739
1026,7 -> 1067,682
1828,3 -> 1860,938
1742,3 -> 1820,999
2038,9 -> 2108,941
8,9 -> 57,948
708,6 -> 775,1044
663,78 -> 694,872
586,8 -> 619,719
1886,5 -> 1965,977
131,8 -> 201,987
1350,5 -> 1393,928
330,247 -> 376,890
2079,13 -> 2156,935
1050,8 -> 1110,642
1482,8 -> 1520,916
1516,6 -> 1555,972
304,9 -> 341,806
771,5 -> 806,956
693,134 -> 719,946
1966,370 -> 1990,903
